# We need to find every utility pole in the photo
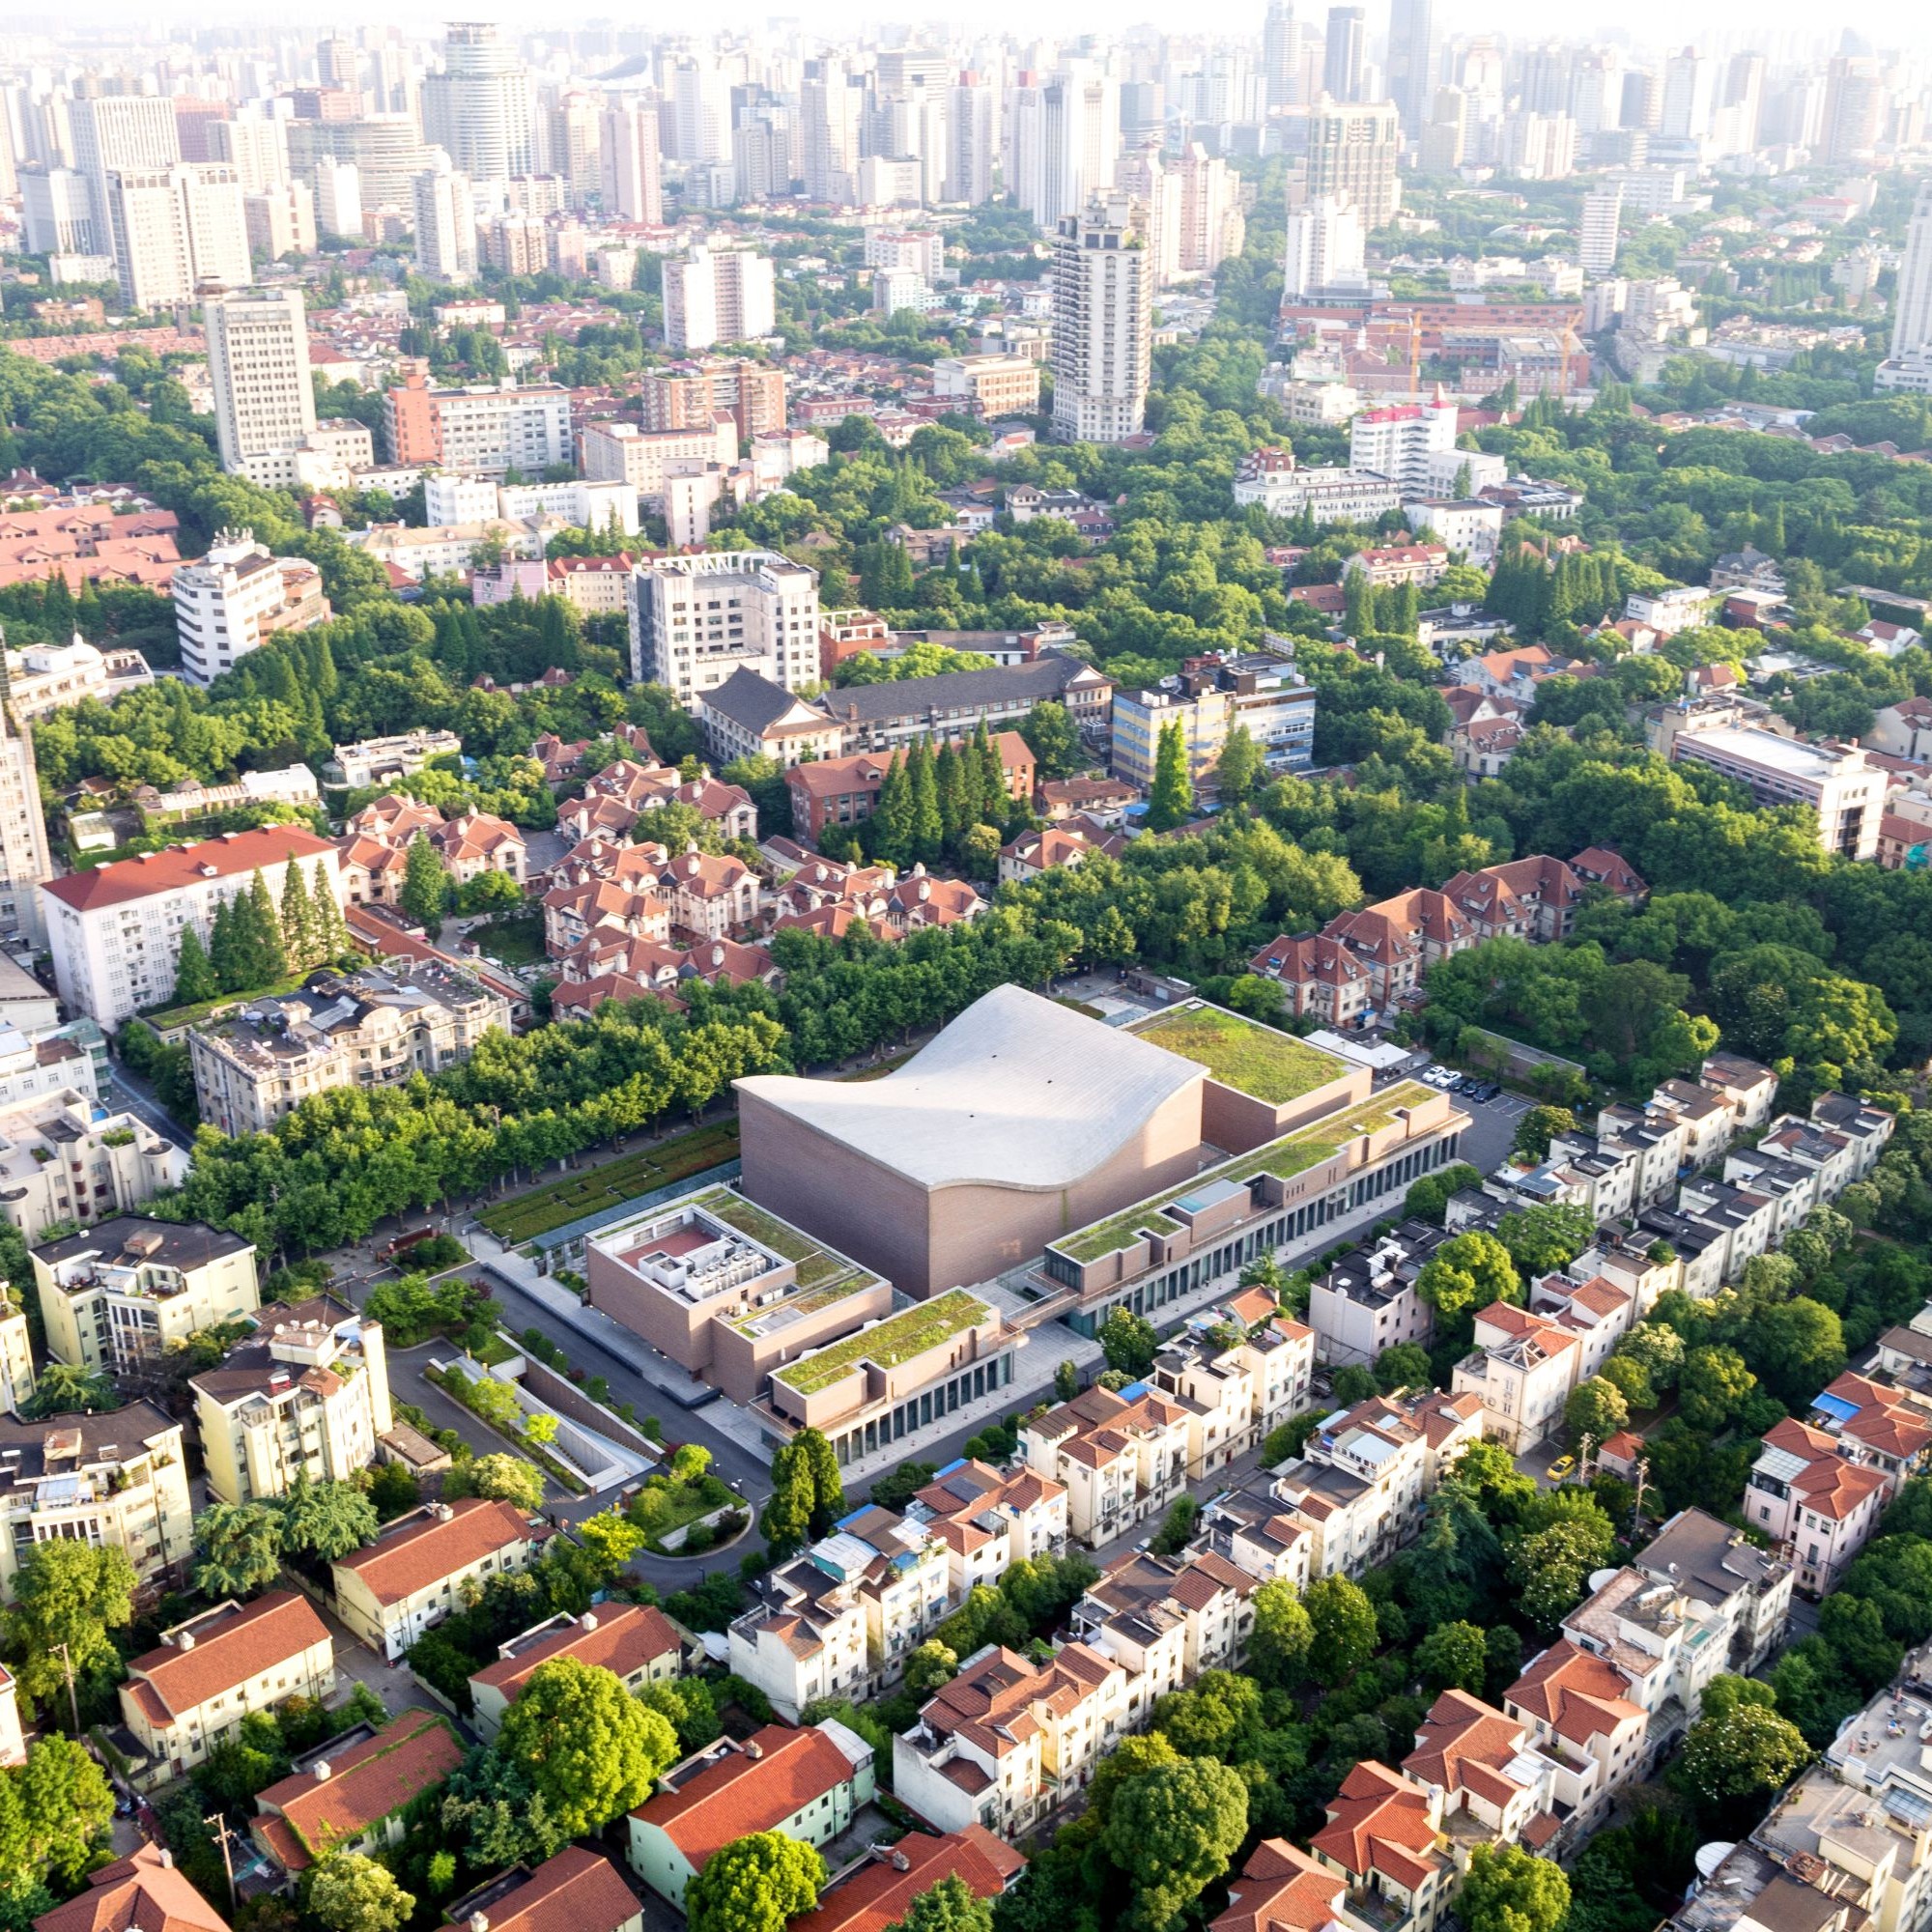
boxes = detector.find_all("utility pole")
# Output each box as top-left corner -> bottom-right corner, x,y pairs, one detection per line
205,1812 -> 238,1912
1632,1455 -> 1651,1538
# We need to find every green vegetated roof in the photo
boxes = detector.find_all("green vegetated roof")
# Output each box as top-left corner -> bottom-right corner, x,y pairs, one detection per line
1130,1004 -> 1346,1104
773,1288 -> 991,1395
1053,1081 -> 1440,1266
726,1265 -> 878,1338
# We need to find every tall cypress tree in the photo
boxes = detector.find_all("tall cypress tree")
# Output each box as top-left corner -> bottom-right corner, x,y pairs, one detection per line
973,720 -> 1006,826
209,895 -> 244,994
280,862 -> 315,971
309,862 -> 349,960
908,741 -> 943,866
247,869 -> 288,983
172,923 -> 218,1008
934,739 -> 966,842
1148,722 -> 1193,833
869,753 -> 915,867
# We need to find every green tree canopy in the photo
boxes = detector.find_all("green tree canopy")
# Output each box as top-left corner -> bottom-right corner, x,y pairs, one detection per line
686,1833 -> 827,1932
494,1659 -> 678,1837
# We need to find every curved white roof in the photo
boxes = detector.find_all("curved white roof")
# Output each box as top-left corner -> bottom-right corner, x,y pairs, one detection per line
737,983 -> 1205,1191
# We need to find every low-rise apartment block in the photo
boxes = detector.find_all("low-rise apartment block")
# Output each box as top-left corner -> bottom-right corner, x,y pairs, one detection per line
1402,1690 -> 1571,1862
189,960 -> 513,1137
1148,1293 -> 1317,1472
1670,1678 -> 1932,1932
1450,1302 -> 1580,1453
327,730 -> 464,790
727,1549 -> 871,1722
0,1088 -> 184,1238
1268,1388 -> 1486,1577
1310,1761 -> 1454,1932
627,1721 -> 875,1906
330,1497 -> 541,1660
1307,1220 -> 1450,1365
932,354 -> 1040,418
1502,1637 -> 1648,1833
118,1590 -> 335,1787
788,1829 -> 1022,1932
1111,651 -> 1316,792
906,1458 -> 1069,1603
190,1294 -> 393,1506
895,1641 -> 1129,1839
1669,724 -> 1885,861
4,635 -> 152,723
382,371 -> 572,475
34,1215 -> 259,1376
1023,1381 -> 1194,1548
35,1845 -> 227,1932
41,824 -> 343,1029
0,1403 -> 194,1598
469,1604 -> 690,1741
1213,1839 -> 1378,1932
579,415 -> 739,500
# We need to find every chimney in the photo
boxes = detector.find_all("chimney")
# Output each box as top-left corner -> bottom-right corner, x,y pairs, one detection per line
157,1851 -> 173,1868
313,1761 -> 331,1781
581,1610 -> 599,1632
470,1916 -> 488,1932
176,1630 -> 195,1651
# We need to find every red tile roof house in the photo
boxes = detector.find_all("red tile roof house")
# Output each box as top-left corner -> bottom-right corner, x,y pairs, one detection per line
34,1844 -> 228,1932
443,1851 -> 643,1932
329,1497 -> 541,1660
1309,1760 -> 1454,1932
469,1604 -> 691,1741
251,1711 -> 466,1877
787,1827 -> 1023,1932
626,1721 -> 877,1906
118,1591 -> 336,1788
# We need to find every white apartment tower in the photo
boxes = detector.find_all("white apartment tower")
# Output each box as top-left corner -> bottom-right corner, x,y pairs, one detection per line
1171,144 -> 1244,274
103,165 -> 250,310
1263,0 -> 1299,111
801,58 -> 863,203
205,287 -> 317,490
602,101 -> 664,224
314,159 -> 362,240
1305,96 -> 1400,230
1282,192 -> 1366,298
1578,183 -> 1623,277
1892,181 -> 1932,360
1050,191 -> 1152,445
947,73 -> 996,205
422,20 -> 533,180
628,550 -> 822,709
413,159 -> 476,278
663,246 -> 777,353
1660,48 -> 1715,142
69,94 -> 179,260
209,115 -> 290,194
0,658 -> 52,952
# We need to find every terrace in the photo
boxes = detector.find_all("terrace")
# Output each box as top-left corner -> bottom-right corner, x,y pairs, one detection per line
771,1289 -> 992,1395
1052,1082 -> 1439,1266
1128,1004 -> 1345,1102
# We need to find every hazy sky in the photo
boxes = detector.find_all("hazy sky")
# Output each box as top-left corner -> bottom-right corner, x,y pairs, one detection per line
0,0 -> 1895,53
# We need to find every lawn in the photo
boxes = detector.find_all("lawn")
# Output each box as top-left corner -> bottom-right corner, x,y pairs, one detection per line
479,1122 -> 741,1242
773,1289 -> 991,1394
473,912 -> 548,966
1132,1005 -> 1344,1104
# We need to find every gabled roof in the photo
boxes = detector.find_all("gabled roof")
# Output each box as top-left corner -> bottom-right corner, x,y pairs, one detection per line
35,1846 -> 228,1932
331,1498 -> 534,1605
254,1713 -> 464,1870
470,1604 -> 685,1700
1312,1762 -> 1446,1892
787,1829 -> 1021,1932
630,1726 -> 858,1867
124,1592 -> 330,1724
1213,1838 -> 1352,1932
444,1849 -> 639,1932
